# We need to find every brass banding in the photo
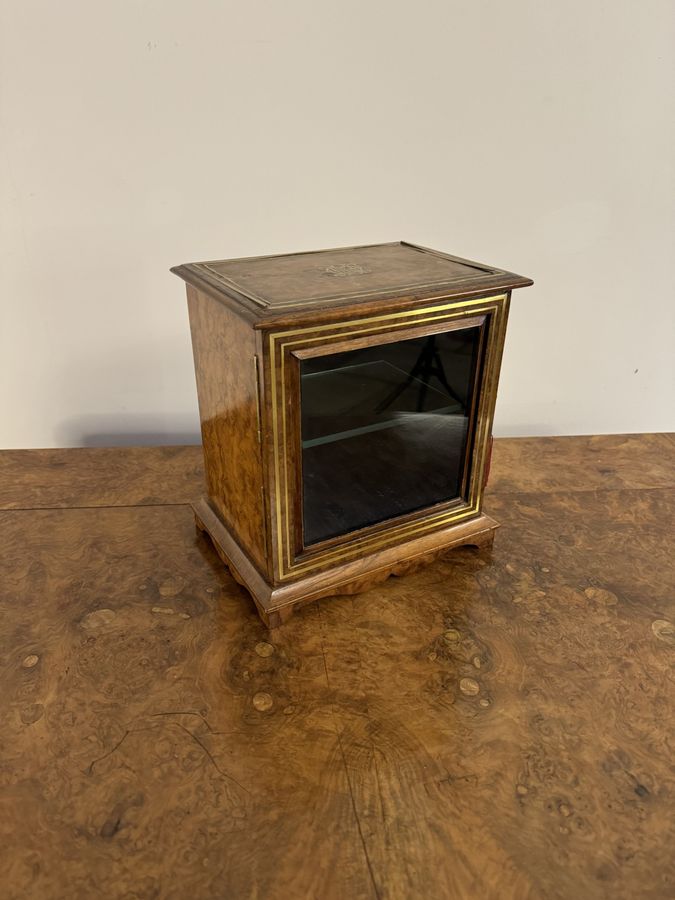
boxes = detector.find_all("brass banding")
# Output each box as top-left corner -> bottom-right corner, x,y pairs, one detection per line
268,293 -> 508,580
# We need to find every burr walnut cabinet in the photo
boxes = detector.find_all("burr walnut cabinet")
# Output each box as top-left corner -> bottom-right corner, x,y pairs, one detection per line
172,241 -> 532,627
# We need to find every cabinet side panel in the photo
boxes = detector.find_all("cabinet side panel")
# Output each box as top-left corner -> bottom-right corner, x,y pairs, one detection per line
187,286 -> 267,573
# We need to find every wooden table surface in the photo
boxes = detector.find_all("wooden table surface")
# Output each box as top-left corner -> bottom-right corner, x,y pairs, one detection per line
2,435 -> 674,900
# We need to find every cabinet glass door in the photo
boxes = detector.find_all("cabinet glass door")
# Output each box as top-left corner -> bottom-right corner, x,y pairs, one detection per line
300,324 -> 484,546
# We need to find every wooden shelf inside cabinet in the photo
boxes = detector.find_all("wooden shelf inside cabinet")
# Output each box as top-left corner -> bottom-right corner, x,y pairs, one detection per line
172,241 -> 533,627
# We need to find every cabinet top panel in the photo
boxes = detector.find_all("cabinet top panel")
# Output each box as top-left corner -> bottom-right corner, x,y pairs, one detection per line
171,241 -> 532,324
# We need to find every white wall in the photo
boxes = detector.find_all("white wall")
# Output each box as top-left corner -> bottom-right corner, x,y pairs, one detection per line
1,0 -> 673,448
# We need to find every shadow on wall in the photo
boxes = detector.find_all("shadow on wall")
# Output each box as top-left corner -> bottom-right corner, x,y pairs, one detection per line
54,414 -> 201,448
54,415 -> 562,448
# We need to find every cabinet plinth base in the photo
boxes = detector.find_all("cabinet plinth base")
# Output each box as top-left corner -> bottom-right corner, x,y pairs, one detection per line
193,498 -> 498,628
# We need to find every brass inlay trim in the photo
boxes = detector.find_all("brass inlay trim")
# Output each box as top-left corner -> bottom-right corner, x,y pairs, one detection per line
268,293 -> 508,580
253,355 -> 262,444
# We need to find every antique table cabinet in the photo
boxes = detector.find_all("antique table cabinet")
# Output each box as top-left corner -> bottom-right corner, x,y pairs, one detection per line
172,242 -> 532,627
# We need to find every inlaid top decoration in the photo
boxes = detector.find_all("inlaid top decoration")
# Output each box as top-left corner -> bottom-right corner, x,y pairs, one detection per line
171,241 -> 531,321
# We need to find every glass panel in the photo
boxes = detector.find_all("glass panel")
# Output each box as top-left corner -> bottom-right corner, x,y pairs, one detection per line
300,324 -> 483,546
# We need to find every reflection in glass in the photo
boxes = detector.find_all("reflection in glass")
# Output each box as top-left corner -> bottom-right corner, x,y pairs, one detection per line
300,325 -> 483,546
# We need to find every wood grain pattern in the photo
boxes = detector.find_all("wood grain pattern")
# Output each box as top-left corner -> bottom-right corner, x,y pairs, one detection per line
2,434 -> 671,511
489,432 -> 675,493
1,438 -> 674,898
0,445 -> 204,510
171,241 -> 532,327
187,286 -> 268,575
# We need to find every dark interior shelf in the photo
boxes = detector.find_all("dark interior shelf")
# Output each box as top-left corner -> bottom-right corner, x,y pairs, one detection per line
301,359 -> 463,449
299,328 -> 481,545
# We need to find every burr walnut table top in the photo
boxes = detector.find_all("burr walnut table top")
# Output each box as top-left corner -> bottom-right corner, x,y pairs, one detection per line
2,434 -> 674,899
